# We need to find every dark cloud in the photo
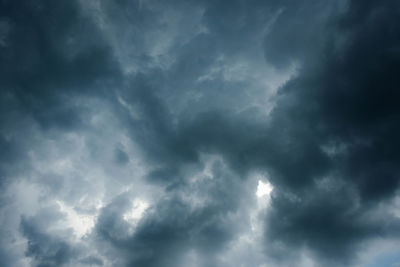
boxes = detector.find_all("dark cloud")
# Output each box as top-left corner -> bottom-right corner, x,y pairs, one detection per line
259,0 -> 400,263
0,0 -> 119,132
20,216 -> 76,267
1,0 -> 400,266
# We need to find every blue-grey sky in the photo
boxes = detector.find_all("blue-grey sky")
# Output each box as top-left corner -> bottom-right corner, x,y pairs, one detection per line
1,0 -> 400,266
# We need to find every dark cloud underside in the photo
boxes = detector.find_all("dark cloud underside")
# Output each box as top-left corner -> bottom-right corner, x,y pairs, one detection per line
1,0 -> 400,266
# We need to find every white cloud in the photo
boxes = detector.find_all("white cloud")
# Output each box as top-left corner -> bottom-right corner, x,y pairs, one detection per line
256,180 -> 273,198
56,200 -> 96,238
123,198 -> 149,226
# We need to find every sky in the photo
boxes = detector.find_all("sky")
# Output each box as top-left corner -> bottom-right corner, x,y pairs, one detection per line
1,0 -> 400,266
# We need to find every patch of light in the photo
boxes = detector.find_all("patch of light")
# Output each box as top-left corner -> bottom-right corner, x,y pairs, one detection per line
123,199 -> 149,227
256,180 -> 273,198
56,201 -> 95,238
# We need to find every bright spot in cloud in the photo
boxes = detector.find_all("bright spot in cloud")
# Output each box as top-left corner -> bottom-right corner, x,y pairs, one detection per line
256,180 -> 273,198
56,200 -> 95,238
123,199 -> 149,224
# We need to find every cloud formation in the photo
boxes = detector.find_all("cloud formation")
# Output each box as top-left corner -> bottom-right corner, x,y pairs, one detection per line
1,0 -> 400,266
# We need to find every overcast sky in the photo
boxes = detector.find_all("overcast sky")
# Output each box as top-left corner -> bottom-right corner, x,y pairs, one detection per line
1,0 -> 400,266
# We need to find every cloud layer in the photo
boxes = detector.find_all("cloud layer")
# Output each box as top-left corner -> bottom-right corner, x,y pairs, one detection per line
1,0 -> 400,266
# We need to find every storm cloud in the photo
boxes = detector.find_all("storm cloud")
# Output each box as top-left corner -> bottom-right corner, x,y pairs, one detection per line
1,0 -> 400,266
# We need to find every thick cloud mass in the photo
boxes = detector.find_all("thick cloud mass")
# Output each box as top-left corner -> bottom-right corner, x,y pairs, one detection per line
1,0 -> 400,266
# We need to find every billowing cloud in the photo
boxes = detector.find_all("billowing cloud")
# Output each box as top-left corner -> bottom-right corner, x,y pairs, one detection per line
1,0 -> 400,266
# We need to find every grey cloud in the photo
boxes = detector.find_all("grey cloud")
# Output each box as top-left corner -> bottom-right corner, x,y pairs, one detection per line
95,157 -> 250,267
20,216 -> 76,267
260,0 -> 400,263
0,0 -> 119,132
79,256 -> 104,266
1,0 -> 400,266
